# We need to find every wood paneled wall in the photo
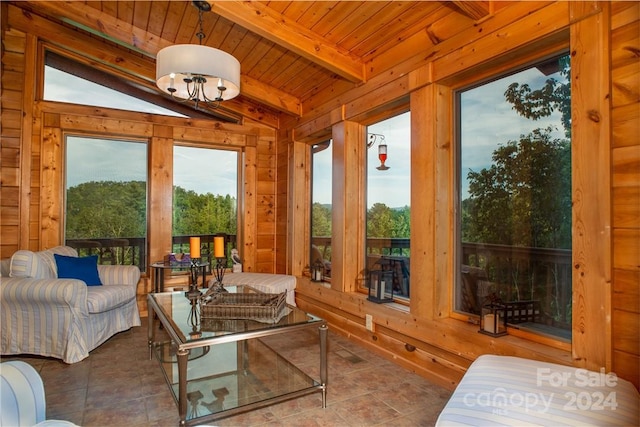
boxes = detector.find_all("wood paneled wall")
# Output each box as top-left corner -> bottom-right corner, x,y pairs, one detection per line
283,1 -> 640,389
1,23 -> 28,253
610,1 -> 640,387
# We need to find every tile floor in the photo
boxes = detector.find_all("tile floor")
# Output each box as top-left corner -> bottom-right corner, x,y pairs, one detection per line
2,319 -> 452,426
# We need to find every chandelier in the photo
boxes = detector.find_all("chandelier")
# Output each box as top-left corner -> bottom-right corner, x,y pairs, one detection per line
155,1 -> 240,109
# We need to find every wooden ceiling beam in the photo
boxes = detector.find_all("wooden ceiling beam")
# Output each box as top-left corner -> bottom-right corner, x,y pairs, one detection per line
210,1 -> 365,83
17,1 -> 301,116
450,1 -> 491,21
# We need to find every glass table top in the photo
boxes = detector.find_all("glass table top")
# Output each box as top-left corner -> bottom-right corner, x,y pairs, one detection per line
149,285 -> 323,345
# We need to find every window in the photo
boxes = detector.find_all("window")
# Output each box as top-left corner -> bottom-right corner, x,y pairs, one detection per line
44,50 -> 230,121
366,112 -> 411,300
44,63 -> 184,117
456,54 -> 571,341
311,140 -> 332,279
64,136 -> 148,270
173,146 -> 239,263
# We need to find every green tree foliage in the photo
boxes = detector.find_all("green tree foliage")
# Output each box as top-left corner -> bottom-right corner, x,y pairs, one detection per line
464,127 -> 571,249
366,203 -> 410,238
504,55 -> 571,138
172,187 -> 237,236
66,181 -> 237,239
66,181 -> 146,238
311,203 -> 332,236
367,203 -> 393,237
392,206 -> 411,238
312,201 -> 411,240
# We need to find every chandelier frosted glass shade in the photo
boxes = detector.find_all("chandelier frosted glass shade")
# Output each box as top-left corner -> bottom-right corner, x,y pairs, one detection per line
156,44 -> 241,102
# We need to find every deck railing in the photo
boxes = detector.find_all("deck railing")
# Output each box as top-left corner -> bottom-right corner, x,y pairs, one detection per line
312,237 -> 572,332
66,234 -> 238,273
460,242 -> 572,330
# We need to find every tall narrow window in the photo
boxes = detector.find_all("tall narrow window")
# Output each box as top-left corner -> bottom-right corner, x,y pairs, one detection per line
366,112 -> 411,300
64,136 -> 148,270
457,54 -> 571,341
173,146 -> 239,263
311,140 -> 332,279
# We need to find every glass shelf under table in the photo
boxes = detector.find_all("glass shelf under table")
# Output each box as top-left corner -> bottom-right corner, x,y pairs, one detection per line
155,338 -> 320,423
148,286 -> 327,426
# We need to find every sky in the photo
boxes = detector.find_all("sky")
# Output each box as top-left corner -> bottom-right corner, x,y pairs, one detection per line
48,61 -> 567,204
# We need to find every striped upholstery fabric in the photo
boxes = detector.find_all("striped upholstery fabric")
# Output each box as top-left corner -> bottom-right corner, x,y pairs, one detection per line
87,286 -> 135,313
0,360 -> 80,427
8,246 -> 78,279
9,251 -> 54,279
90,265 -> 140,314
1,247 -> 140,363
1,278 -> 90,363
435,355 -> 640,426
0,360 -> 46,426
98,264 -> 140,287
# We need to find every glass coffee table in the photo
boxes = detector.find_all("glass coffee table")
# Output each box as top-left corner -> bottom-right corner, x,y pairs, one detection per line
147,285 -> 328,426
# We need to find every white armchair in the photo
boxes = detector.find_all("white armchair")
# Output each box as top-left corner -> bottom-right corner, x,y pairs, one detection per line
1,246 -> 141,363
0,360 -> 79,426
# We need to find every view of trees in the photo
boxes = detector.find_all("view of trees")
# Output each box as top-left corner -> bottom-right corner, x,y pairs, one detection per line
461,126 -> 571,249
66,182 -> 236,239
312,204 -> 411,239
463,55 -> 571,250
311,203 -> 331,237
66,181 -> 147,239
173,186 -> 237,236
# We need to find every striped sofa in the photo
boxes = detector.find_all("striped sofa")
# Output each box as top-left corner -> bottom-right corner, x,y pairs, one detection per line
1,246 -> 140,363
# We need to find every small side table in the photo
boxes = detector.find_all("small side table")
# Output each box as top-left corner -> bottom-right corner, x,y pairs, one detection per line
150,261 -> 209,293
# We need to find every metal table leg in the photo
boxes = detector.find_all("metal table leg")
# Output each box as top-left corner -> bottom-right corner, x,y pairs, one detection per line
147,303 -> 155,360
319,324 -> 328,408
177,347 -> 189,426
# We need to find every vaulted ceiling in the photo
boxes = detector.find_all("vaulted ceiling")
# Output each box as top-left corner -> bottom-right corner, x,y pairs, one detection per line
8,1 -> 493,123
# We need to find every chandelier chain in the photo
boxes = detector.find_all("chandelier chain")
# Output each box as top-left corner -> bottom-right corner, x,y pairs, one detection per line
196,7 -> 206,45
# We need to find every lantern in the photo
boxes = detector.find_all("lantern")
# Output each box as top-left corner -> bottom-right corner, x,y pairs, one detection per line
479,301 -> 507,337
368,269 -> 394,303
311,259 -> 324,282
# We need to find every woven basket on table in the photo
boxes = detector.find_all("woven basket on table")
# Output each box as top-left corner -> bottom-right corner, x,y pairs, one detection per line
200,290 -> 287,320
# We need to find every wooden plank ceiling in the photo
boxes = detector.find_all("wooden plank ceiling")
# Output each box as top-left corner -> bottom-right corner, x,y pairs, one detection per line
9,1 -> 491,122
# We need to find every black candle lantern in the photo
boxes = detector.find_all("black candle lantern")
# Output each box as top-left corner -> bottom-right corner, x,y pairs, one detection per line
479,298 -> 507,337
367,269 -> 394,303
311,259 -> 324,282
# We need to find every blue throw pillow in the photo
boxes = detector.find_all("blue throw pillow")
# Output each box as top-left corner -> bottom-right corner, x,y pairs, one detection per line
54,254 -> 102,286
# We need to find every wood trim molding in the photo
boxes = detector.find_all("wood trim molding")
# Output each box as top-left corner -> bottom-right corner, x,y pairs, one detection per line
569,4 -> 612,371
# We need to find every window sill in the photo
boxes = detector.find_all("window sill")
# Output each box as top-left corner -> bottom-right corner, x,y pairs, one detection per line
296,278 -> 572,367
436,316 -> 572,365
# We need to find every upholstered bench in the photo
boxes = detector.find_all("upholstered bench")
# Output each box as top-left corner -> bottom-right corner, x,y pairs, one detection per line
222,272 -> 297,306
436,354 -> 639,426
